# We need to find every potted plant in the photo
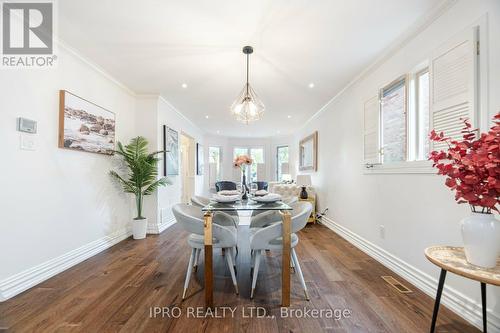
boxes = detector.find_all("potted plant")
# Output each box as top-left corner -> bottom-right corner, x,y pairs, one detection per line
429,114 -> 500,267
110,136 -> 171,239
233,155 -> 252,200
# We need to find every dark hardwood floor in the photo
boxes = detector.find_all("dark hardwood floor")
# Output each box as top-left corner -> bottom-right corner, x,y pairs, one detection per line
0,223 -> 479,333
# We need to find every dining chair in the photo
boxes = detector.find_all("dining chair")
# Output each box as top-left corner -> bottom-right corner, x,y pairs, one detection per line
190,195 -> 239,227
215,181 -> 237,192
172,203 -> 239,299
248,201 -> 312,300
252,181 -> 269,191
249,196 -> 299,227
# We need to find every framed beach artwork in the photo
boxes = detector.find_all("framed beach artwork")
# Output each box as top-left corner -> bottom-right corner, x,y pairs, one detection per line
196,143 -> 204,175
58,90 -> 115,155
163,125 -> 179,176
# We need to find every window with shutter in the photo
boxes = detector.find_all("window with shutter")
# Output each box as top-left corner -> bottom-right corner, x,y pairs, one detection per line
363,24 -> 482,174
430,27 -> 478,151
380,77 -> 408,163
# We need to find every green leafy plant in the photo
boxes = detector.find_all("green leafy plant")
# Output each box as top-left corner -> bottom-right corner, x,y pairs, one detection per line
110,136 -> 171,220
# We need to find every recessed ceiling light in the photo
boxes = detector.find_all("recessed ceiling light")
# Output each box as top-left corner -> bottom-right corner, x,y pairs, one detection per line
287,115 -> 292,119
205,115 -> 209,119
216,130 -> 220,134
181,83 -> 188,88
308,82 -> 315,88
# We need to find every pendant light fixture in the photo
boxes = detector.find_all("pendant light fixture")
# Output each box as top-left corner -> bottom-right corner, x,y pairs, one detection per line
230,46 -> 265,124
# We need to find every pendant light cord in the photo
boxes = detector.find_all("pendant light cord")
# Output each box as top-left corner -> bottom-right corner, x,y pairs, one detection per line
246,53 -> 249,96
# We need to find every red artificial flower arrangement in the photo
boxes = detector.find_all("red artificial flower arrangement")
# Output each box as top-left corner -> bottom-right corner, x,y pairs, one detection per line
429,113 -> 500,213
233,155 -> 253,169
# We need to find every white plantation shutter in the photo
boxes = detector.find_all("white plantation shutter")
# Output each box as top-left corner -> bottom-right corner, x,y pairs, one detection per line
430,27 -> 478,151
363,95 -> 381,165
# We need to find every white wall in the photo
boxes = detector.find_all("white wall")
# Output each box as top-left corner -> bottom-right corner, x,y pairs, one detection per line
155,97 -> 205,231
0,46 -> 137,299
293,0 -> 500,328
0,51 -> 206,301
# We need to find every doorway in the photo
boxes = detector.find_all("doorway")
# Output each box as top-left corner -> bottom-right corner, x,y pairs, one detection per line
180,133 -> 196,203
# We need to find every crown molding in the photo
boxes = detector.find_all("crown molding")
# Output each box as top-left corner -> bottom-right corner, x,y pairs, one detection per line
157,95 -> 206,134
57,38 -> 204,134
56,38 -> 138,97
300,0 -> 458,130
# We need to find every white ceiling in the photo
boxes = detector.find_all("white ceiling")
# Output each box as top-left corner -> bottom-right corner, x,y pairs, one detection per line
58,0 -> 442,137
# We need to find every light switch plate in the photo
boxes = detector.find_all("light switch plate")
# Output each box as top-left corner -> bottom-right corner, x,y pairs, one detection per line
17,117 -> 37,133
20,133 -> 36,151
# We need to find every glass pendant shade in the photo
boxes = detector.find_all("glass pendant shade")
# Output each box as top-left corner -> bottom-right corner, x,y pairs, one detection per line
230,46 -> 264,124
230,83 -> 265,124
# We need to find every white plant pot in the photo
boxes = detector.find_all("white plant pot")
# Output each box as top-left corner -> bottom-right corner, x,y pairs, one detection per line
461,212 -> 500,268
132,218 -> 148,240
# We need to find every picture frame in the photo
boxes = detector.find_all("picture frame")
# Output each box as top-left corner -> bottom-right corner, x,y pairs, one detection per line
299,131 -> 318,171
164,125 -> 179,175
58,90 -> 115,155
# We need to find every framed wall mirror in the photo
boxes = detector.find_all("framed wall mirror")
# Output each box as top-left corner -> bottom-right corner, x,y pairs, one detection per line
299,131 -> 318,171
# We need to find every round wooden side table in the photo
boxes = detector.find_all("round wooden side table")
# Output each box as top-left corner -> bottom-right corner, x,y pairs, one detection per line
425,246 -> 500,333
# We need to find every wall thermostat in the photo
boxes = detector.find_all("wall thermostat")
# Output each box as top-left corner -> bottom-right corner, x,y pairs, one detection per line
17,117 -> 37,134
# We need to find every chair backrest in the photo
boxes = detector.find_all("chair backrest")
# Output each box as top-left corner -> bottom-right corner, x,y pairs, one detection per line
283,196 -> 298,206
172,203 -> 235,245
290,201 -> 312,233
191,195 -> 210,207
253,181 -> 268,191
250,201 -> 312,249
215,181 -> 237,192
172,203 -> 205,235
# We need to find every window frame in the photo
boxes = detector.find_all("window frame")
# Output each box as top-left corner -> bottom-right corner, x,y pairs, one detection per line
415,67 -> 430,161
379,74 -> 409,164
365,68 -> 434,174
276,145 -> 289,181
233,146 -> 265,182
208,146 -> 222,187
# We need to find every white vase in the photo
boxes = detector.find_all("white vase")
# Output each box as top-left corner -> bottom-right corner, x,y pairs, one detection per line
132,218 -> 148,240
461,212 -> 500,268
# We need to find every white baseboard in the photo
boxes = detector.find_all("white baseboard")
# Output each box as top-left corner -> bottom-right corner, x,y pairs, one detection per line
147,217 -> 176,234
320,216 -> 500,331
0,228 -> 131,302
158,218 -> 176,234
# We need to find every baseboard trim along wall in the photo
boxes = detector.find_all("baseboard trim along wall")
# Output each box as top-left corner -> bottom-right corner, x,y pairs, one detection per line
320,216 -> 500,331
0,228 -> 131,302
147,218 -> 176,234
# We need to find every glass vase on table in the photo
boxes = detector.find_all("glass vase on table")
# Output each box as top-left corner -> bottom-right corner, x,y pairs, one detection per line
241,173 -> 248,200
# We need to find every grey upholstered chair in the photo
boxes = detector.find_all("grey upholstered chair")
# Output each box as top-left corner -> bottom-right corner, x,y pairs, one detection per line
215,181 -> 237,192
252,181 -> 269,191
248,201 -> 312,300
172,204 -> 239,299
